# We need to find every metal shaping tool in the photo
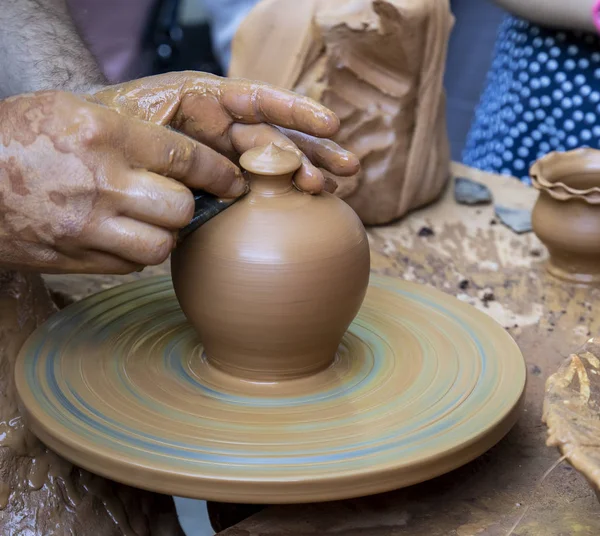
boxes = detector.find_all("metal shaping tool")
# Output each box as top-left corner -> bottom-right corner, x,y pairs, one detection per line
178,189 -> 244,241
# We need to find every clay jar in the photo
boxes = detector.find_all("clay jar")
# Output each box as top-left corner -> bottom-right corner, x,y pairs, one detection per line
171,144 -> 371,381
531,148 -> 600,284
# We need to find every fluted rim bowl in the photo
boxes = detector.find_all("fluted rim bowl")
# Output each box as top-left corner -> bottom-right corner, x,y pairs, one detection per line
530,148 -> 600,204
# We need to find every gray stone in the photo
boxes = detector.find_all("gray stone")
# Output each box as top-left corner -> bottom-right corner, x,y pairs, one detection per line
454,177 -> 493,205
494,205 -> 532,234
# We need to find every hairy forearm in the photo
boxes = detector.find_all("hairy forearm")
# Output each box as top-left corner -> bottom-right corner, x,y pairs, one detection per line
494,0 -> 596,32
0,0 -> 106,98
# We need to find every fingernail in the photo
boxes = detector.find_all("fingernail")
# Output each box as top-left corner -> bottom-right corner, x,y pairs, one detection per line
329,111 -> 341,129
332,150 -> 360,176
346,153 -> 361,174
225,175 -> 248,198
325,177 -> 338,194
318,110 -> 340,137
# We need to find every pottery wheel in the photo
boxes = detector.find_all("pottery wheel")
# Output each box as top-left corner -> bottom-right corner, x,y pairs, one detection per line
15,275 -> 525,503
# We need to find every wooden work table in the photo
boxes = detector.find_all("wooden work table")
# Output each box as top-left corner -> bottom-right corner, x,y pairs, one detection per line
44,164 -> 600,535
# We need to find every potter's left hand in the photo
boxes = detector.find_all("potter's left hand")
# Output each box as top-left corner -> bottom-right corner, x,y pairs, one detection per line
92,72 -> 360,194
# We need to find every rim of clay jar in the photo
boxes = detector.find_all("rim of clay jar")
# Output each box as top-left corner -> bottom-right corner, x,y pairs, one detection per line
530,148 -> 600,204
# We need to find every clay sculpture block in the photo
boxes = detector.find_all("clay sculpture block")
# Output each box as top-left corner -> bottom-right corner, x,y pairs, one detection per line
229,0 -> 454,225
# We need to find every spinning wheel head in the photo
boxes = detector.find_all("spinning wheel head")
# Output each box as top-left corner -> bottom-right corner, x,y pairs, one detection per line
15,274 -> 525,503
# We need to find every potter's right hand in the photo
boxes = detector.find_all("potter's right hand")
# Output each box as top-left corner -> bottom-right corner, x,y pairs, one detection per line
92,72 -> 361,194
0,90 -> 246,274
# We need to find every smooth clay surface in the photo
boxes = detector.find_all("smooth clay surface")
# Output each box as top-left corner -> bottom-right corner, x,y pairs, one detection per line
229,0 -> 454,225
172,144 -> 371,381
15,274 -> 525,504
531,148 -> 600,284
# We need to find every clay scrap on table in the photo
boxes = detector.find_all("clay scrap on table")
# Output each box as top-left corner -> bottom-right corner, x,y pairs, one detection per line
544,338 -> 600,499
454,177 -> 492,205
229,0 -> 454,225
494,204 -> 532,234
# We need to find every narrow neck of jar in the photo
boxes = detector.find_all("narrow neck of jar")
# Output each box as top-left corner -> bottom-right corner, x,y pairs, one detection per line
248,171 -> 294,196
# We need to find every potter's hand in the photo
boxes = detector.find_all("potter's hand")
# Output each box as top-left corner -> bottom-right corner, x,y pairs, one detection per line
0,91 -> 245,274
92,72 -> 360,194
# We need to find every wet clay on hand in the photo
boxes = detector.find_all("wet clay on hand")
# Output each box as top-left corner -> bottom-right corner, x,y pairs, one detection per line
0,90 -> 245,274
0,74 -> 358,274
229,0 -> 454,224
0,270 -> 183,535
531,148 -> 600,284
92,71 -> 361,194
171,144 -> 370,380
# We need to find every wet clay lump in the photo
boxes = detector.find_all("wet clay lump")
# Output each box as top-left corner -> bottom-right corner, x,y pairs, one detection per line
171,144 -> 371,381
544,337 -> 600,500
0,271 -> 183,535
531,148 -> 600,285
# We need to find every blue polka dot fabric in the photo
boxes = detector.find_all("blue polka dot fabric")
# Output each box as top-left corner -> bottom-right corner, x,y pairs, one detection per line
462,15 -> 600,184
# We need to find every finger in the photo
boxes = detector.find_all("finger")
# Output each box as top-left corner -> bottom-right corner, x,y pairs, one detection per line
277,128 -> 361,177
66,251 -> 142,275
118,170 -> 195,230
117,116 -> 247,198
82,216 -> 175,266
11,242 -> 141,275
229,123 -> 328,194
293,164 -> 328,195
219,78 -> 340,138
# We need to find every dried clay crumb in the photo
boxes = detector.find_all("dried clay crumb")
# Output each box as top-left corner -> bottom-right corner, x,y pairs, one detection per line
482,292 -> 495,307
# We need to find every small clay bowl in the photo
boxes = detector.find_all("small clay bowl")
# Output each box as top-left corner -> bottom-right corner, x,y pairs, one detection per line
530,148 -> 600,284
